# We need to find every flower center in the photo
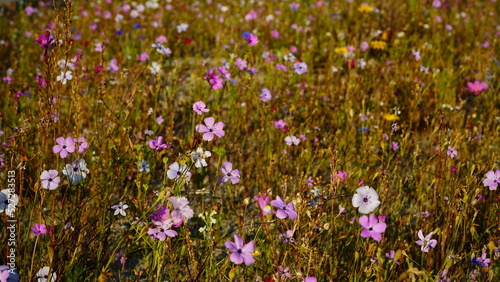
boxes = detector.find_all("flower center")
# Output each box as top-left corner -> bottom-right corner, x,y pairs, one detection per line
48,178 -> 53,182
237,249 -> 242,254
363,196 -> 369,203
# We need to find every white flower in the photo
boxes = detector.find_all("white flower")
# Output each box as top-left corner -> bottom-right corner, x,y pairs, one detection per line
190,148 -> 211,168
284,136 -> 300,146
36,266 -> 57,282
152,42 -> 171,56
352,186 -> 380,214
0,189 -> 18,217
176,23 -> 188,33
166,162 -> 191,181
56,71 -> 73,85
62,158 -> 89,184
149,61 -> 161,75
111,202 -> 129,216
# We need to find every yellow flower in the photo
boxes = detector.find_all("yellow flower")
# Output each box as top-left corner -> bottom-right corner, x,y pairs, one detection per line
383,114 -> 400,121
252,250 -> 261,257
358,4 -> 374,13
370,40 -> 387,50
334,47 -> 348,54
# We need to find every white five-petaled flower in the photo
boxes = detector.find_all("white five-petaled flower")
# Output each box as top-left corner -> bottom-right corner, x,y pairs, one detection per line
149,61 -> 162,75
62,158 -> 89,184
167,162 -> 192,181
284,136 -> 300,146
176,23 -> 189,33
152,42 -> 171,56
190,148 -> 211,168
36,266 -> 57,282
352,186 -> 381,214
56,71 -> 73,85
111,202 -> 129,216
40,170 -> 61,190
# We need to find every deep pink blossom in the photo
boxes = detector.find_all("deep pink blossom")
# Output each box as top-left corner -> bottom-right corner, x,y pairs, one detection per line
466,80 -> 488,95
53,137 -> 75,158
359,213 -> 387,242
31,223 -> 47,236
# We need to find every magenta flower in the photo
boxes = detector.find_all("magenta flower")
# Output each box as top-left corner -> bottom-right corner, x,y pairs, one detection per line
225,234 -> 255,266
334,171 -> 348,183
271,196 -> 297,220
40,170 -> 60,190
260,88 -> 272,102
359,213 -> 387,242
74,137 -> 89,153
193,101 -> 209,115
204,68 -> 224,90
274,119 -> 288,131
483,169 -> 500,190
220,162 -> 240,184
149,136 -> 168,150
53,137 -> 76,158
31,223 -> 47,236
466,80 -> 488,95
243,32 -> 259,46
196,117 -> 225,141
304,277 -> 317,282
34,30 -> 56,49
293,62 -> 308,75
415,230 -> 437,252
254,194 -> 273,215
446,146 -> 458,159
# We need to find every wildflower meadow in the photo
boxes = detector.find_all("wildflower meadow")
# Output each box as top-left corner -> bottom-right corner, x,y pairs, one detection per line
1,0 -> 499,281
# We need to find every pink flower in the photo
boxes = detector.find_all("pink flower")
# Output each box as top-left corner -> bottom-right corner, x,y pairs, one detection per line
254,194 -> 273,215
53,137 -> 76,158
274,119 -> 288,131
260,88 -> 272,102
155,35 -> 168,43
483,169 -> 500,190
196,117 -> 225,141
193,101 -> 209,115
137,52 -> 149,62
334,171 -> 348,183
34,30 -> 56,49
271,196 -> 297,220
293,62 -> 308,74
415,230 -> 437,252
168,196 -> 194,224
234,58 -> 247,70
466,80 -> 488,95
149,136 -> 168,150
221,162 -> 240,184
271,30 -> 280,39
359,213 -> 387,242
225,234 -> 255,266
74,137 -> 89,153
243,32 -> 259,46
31,223 -> 47,236
244,10 -> 258,21
446,146 -> 458,159
204,69 -> 224,90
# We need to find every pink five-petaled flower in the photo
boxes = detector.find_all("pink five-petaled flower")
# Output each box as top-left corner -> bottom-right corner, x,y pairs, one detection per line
415,230 -> 437,252
446,146 -> 458,159
293,62 -> 308,75
358,213 -> 387,242
168,196 -> 194,223
34,30 -> 56,49
243,32 -> 259,46
225,234 -> 255,266
260,88 -> 272,102
466,80 -> 488,95
254,194 -> 273,215
285,135 -> 300,145
196,117 -> 225,141
334,170 -> 348,183
74,137 -> 88,153
40,170 -> 60,190
483,169 -> 500,190
193,101 -> 209,115
220,162 -> 240,184
31,223 -> 47,236
149,136 -> 168,150
147,218 -> 178,241
271,196 -> 297,220
53,137 -> 76,158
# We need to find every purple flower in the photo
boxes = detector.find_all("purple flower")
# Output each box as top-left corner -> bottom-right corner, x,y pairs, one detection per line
391,141 -> 399,151
221,162 -> 240,184
254,194 -> 273,215
359,214 -> 386,242
235,58 -> 247,70
285,135 -> 300,145
446,146 -> 458,159
196,117 -> 225,141
274,119 -> 288,131
149,136 -> 168,150
483,169 -> 500,190
111,202 -> 129,216
466,80 -> 488,95
168,196 -> 194,223
31,223 -> 47,236
114,251 -> 127,265
0,265 -> 19,282
304,277 -> 317,282
40,170 -> 60,190
148,219 -> 178,241
415,230 -> 437,252
271,196 -> 297,220
225,234 -> 255,266
193,101 -> 209,115
276,265 -> 291,279
471,252 -> 491,268
260,88 -> 272,102
411,50 -> 421,61
279,230 -> 295,243
293,62 -> 308,75
53,137 -> 76,158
